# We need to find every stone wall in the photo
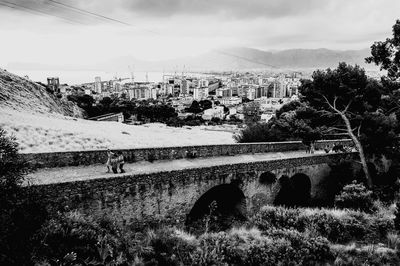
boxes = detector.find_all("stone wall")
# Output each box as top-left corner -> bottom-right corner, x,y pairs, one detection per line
21,139 -> 353,169
28,152 -> 357,229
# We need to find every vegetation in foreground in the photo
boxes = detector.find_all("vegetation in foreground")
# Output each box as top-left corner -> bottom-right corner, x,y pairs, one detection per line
27,201 -> 400,265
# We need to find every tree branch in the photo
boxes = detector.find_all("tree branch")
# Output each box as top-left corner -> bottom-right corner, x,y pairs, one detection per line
325,127 -> 349,132
343,100 -> 353,113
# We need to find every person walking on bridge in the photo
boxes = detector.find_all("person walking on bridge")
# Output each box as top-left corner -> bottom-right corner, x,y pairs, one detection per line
117,151 -> 125,173
106,149 -> 115,173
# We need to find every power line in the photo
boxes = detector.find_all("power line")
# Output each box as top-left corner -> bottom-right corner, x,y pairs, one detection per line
48,0 -> 131,26
0,0 -> 84,24
46,0 -> 160,34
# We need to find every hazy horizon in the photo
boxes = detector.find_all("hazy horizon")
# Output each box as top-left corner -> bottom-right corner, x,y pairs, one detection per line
1,0 -> 399,69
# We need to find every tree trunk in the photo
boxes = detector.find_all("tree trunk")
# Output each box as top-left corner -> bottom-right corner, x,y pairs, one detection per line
339,113 -> 373,187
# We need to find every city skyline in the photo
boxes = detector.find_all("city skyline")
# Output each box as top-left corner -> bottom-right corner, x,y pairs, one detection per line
1,0 -> 400,68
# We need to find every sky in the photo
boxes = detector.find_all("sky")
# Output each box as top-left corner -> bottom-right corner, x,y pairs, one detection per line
0,0 -> 399,67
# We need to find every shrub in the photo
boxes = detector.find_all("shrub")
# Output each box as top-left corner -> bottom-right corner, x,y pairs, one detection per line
250,206 -> 394,244
394,201 -> 400,231
190,228 -> 333,265
332,243 -> 399,266
250,206 -> 306,232
0,128 -> 47,265
334,181 -> 374,213
32,212 -> 137,265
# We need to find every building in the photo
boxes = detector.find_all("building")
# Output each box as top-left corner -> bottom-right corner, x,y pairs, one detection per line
94,76 -> 102,93
181,79 -> 189,95
47,77 -> 60,93
202,106 -> 225,120
219,97 -> 242,106
193,87 -> 209,100
89,112 -> 124,122
216,88 -> 232,97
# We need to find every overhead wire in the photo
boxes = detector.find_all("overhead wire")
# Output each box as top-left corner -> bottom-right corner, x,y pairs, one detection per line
0,0 -> 84,24
47,0 -> 131,26
46,0 -> 160,34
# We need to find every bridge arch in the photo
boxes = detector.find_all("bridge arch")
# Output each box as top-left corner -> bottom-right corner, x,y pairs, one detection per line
274,173 -> 311,207
186,183 -> 247,232
259,171 -> 277,185
291,173 -> 311,206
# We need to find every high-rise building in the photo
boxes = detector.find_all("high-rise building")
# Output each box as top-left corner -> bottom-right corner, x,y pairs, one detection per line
94,76 -> 102,93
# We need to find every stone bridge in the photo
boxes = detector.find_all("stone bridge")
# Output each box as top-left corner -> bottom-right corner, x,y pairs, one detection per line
25,140 -> 357,229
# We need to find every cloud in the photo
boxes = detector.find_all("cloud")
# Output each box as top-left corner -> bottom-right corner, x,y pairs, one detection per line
118,0 -> 326,19
0,0 -> 327,22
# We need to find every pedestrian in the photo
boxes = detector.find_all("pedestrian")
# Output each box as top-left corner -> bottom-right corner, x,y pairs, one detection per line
310,141 -> 315,154
117,151 -> 125,173
106,149 -> 115,173
111,153 -> 119,174
324,145 -> 331,153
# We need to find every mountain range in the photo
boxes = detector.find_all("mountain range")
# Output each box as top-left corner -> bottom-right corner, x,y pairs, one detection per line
7,47 -> 375,72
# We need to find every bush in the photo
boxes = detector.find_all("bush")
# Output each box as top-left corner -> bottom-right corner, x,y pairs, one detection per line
334,181 -> 374,213
250,206 -> 394,244
0,128 -> 48,265
32,212 -> 138,265
190,228 -> 333,265
332,243 -> 399,266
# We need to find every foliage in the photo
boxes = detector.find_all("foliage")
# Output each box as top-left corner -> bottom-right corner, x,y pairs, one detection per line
235,101 -> 327,143
0,128 -> 47,265
334,181 -> 375,213
189,228 -> 333,265
394,200 -> 400,232
67,94 -> 179,122
32,211 -> 139,265
366,19 -> 400,80
319,160 -> 358,205
332,243 -> 399,266
250,206 -> 394,244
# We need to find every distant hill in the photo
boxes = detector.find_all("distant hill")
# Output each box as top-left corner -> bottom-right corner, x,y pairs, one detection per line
91,47 -> 375,72
7,47 -> 375,72
160,47 -> 374,71
0,68 -> 83,117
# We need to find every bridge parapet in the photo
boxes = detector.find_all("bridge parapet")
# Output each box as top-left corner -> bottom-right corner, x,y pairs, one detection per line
21,139 -> 353,169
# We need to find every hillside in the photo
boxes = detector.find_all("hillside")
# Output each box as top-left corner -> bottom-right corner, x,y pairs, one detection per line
0,68 -> 82,117
168,47 -> 373,71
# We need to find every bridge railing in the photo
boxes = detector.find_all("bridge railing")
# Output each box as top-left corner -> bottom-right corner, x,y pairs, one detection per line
21,139 -> 353,169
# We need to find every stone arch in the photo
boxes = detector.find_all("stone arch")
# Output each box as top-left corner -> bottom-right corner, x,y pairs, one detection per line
290,173 -> 311,206
274,173 -> 311,207
259,171 -> 277,185
186,183 -> 247,232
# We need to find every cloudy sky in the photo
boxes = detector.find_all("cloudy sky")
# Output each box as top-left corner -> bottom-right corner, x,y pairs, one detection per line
0,0 -> 399,66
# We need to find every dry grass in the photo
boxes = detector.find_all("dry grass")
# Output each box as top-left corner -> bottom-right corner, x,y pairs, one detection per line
0,107 -> 234,153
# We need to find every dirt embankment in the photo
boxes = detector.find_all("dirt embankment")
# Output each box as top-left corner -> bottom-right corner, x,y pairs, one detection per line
0,68 -> 83,117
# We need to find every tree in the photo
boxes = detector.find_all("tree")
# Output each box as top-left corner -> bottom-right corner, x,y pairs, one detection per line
366,19 -> 400,81
0,128 -> 47,264
186,100 -> 202,114
299,63 -> 373,187
199,100 -> 213,110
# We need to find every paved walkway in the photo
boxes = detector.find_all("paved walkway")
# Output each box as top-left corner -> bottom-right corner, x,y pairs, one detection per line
26,150 -> 326,185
